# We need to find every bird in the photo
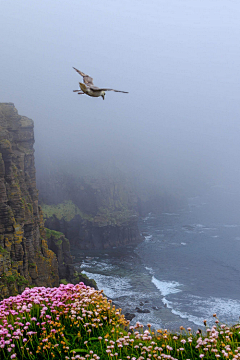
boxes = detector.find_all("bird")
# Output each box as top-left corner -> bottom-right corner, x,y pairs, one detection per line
73,67 -> 128,100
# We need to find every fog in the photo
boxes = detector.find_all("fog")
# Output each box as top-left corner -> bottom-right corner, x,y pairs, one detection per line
1,0 -> 240,195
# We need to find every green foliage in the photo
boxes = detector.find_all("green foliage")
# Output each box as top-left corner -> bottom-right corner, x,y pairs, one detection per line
0,246 -> 8,254
77,272 -> 98,289
45,228 -> 64,239
28,262 -> 36,268
0,272 -> 29,286
1,283 -> 240,360
2,273 -> 16,284
98,206 -> 135,225
16,275 -> 29,286
60,278 -> 68,285
42,200 -> 92,221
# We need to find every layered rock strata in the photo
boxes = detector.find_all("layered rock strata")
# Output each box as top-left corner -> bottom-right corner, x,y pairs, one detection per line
45,211 -> 141,249
38,174 -> 143,249
0,103 -> 59,299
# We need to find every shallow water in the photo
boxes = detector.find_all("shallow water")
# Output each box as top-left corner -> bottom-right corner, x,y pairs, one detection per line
73,187 -> 240,331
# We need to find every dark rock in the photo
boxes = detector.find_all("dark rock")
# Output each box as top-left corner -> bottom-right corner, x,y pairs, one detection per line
41,177 -> 143,249
45,228 -> 75,282
135,307 -> 150,313
125,312 -> 136,321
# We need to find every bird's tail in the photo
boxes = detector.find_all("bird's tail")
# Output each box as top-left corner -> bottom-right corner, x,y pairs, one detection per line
79,83 -> 87,92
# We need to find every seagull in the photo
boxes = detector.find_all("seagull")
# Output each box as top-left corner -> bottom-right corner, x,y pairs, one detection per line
73,67 -> 128,100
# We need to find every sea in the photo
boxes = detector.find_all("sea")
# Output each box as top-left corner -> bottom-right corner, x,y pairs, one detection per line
72,185 -> 240,331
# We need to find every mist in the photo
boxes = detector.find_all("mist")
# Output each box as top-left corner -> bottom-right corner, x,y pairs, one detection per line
1,0 -> 240,196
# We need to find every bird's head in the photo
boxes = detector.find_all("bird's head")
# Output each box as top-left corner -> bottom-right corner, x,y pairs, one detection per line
101,92 -> 105,100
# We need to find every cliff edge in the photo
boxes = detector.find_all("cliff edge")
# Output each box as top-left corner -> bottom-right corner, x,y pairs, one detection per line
38,173 -> 142,249
0,103 -> 59,299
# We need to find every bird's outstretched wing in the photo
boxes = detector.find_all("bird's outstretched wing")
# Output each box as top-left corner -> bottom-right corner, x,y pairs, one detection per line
92,88 -> 129,93
73,67 -> 94,86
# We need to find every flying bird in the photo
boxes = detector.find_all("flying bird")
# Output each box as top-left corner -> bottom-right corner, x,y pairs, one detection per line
73,67 -> 128,100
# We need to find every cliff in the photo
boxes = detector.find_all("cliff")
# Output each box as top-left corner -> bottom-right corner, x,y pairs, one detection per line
38,172 -> 143,249
37,169 -> 185,250
0,103 -> 66,298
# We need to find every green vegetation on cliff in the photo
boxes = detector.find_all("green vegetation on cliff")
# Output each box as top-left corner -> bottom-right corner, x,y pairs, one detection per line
42,200 -> 93,222
45,228 -> 64,239
42,200 -> 135,226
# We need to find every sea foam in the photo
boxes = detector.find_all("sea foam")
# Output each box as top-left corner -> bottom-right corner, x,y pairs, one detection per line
151,277 -> 182,297
81,270 -> 135,299
152,275 -> 240,326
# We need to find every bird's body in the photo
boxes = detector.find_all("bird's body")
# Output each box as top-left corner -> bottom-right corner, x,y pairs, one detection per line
79,82 -> 105,98
73,67 -> 128,100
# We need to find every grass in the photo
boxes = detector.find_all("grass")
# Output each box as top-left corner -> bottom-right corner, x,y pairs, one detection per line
42,201 -> 93,222
45,228 -> 64,240
0,283 -> 240,360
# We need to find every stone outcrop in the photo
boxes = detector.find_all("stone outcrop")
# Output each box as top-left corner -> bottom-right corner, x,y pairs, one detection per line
0,103 -> 60,299
37,170 -> 185,250
45,228 -> 75,281
38,172 -> 143,249
44,211 -> 141,249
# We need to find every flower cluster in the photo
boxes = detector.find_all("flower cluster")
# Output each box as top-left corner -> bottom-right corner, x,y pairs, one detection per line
0,282 -> 240,359
0,283 -> 126,359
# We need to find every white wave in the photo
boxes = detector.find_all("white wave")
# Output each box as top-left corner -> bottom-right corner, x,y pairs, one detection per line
203,227 -> 217,231
81,270 -> 135,299
143,212 -> 154,221
156,292 -> 240,327
162,213 -> 179,216
181,242 -> 186,245
80,260 -> 115,272
190,296 -> 240,322
182,224 -> 216,233
145,266 -> 154,275
161,298 -> 204,326
152,277 -> 182,297
224,224 -> 239,228
144,235 -> 153,242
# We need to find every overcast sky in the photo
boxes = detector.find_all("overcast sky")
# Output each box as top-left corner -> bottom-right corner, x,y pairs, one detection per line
1,0 -> 240,194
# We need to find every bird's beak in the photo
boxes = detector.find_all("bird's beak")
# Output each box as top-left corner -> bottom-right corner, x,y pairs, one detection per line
101,94 -> 105,100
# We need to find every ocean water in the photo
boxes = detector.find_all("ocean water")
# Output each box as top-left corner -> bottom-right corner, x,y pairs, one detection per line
73,187 -> 240,331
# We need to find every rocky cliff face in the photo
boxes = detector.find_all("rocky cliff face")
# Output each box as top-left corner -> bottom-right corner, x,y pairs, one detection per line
38,172 -> 143,249
45,228 -> 74,280
0,103 -> 60,299
45,212 -> 141,249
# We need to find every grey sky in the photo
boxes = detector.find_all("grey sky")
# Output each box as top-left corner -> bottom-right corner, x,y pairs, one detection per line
1,0 -> 240,194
